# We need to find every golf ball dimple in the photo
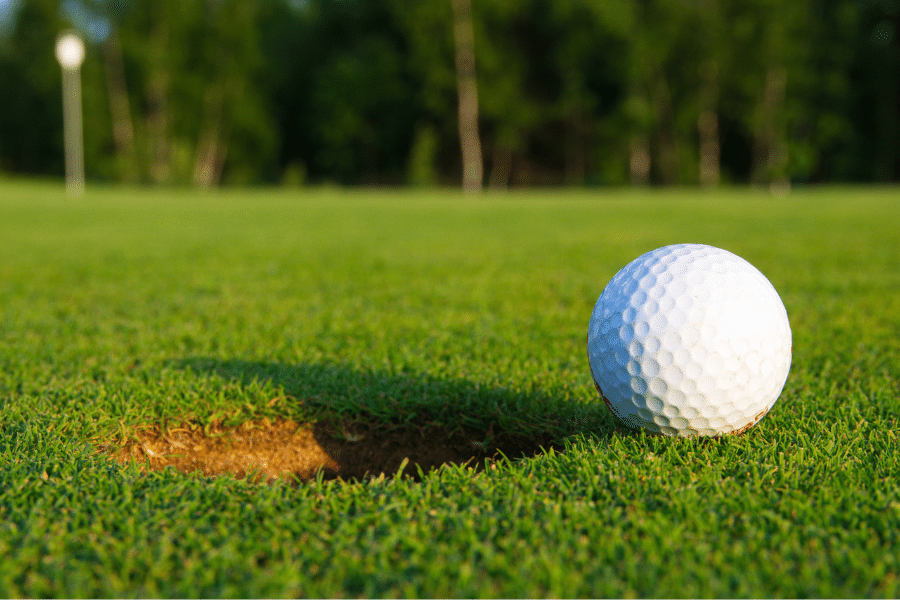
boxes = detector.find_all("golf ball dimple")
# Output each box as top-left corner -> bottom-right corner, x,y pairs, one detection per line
587,244 -> 792,437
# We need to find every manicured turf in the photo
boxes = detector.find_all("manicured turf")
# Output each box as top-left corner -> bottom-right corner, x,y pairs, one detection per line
1,181 -> 899,597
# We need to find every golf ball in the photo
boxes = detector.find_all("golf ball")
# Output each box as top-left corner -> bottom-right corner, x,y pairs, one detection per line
587,244 -> 791,436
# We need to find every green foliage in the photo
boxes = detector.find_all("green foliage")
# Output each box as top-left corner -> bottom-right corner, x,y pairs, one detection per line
1,182 -> 899,596
311,35 -> 414,182
0,0 -> 65,175
0,0 -> 898,184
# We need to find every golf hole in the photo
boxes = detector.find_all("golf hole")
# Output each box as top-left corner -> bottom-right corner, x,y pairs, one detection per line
111,417 -> 561,483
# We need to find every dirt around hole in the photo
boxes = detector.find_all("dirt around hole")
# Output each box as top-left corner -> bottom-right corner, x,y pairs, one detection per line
113,419 -> 337,483
111,417 -> 562,483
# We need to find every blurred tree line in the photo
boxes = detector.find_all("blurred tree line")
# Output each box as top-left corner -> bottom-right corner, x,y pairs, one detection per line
0,0 -> 897,188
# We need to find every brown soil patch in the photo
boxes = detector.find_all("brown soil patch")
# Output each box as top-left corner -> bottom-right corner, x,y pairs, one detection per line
113,419 -> 338,483
111,417 -> 561,484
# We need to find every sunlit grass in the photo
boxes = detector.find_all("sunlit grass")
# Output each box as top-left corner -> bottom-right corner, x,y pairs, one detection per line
1,181 -> 899,597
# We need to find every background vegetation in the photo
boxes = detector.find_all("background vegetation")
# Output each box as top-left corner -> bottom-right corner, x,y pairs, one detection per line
0,0 -> 898,188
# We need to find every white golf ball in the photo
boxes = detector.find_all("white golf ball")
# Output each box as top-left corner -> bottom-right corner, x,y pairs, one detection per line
587,244 -> 792,436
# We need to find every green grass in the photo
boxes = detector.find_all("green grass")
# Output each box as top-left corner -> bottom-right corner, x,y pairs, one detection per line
1,180 -> 899,597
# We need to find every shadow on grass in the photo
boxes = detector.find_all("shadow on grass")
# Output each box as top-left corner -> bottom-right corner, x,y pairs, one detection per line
123,357 -> 617,483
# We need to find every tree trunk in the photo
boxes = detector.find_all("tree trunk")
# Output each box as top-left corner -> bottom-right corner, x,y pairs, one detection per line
873,69 -> 897,182
101,33 -> 136,183
488,145 -> 512,189
451,0 -> 483,193
630,136 -> 651,185
626,75 -> 652,186
754,67 -> 789,193
566,109 -> 586,186
192,84 -> 226,189
146,16 -> 171,184
698,62 -> 720,187
653,71 -> 679,185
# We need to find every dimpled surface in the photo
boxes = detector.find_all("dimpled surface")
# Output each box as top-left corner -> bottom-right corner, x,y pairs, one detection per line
587,244 -> 792,436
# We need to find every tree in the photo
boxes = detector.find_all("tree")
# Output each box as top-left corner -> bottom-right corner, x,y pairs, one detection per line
259,0 -> 420,185
0,0 -> 66,176
451,0 -> 483,192
1,0 -> 897,186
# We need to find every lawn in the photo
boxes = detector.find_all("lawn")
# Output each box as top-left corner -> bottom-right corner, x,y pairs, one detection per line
1,181 -> 898,597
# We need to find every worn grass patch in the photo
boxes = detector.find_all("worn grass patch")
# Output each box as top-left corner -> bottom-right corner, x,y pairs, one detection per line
112,418 -> 338,482
112,417 -> 563,483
